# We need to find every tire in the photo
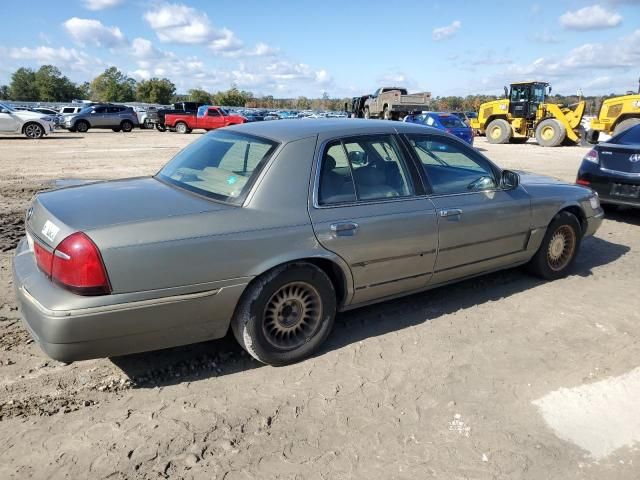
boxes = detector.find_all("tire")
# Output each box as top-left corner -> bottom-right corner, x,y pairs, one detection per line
231,262 -> 337,366
175,122 -> 189,134
143,119 -> 153,129
383,106 -> 391,120
155,123 -> 166,132
364,108 -> 371,119
75,120 -> 89,133
486,119 -> 512,144
613,118 -> 640,136
111,127 -> 121,132
527,211 -> 582,280
120,120 -> 133,132
535,119 -> 566,147
23,122 -> 44,139
585,129 -> 600,145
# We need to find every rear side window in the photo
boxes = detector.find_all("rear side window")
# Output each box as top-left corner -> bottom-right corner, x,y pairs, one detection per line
318,135 -> 415,205
438,115 -> 466,128
614,125 -> 640,145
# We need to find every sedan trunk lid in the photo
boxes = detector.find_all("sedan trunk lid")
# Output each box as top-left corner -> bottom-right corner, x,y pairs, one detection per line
27,177 -> 231,248
597,143 -> 640,175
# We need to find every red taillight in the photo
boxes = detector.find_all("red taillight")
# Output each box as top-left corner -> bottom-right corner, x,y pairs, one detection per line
576,179 -> 590,186
34,232 -> 110,295
584,149 -> 599,164
34,241 -> 53,277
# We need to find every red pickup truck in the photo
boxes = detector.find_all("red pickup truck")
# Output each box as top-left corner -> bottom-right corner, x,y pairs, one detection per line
165,106 -> 246,133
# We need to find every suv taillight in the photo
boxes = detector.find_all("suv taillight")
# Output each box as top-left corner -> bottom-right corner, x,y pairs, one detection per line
35,232 -> 111,295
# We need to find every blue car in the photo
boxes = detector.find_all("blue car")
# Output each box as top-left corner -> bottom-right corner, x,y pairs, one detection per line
405,112 -> 474,145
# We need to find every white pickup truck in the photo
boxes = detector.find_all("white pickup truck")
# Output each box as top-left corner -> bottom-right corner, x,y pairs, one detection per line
0,103 -> 56,138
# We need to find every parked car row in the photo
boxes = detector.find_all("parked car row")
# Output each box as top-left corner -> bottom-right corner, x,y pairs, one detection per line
0,102 -> 57,138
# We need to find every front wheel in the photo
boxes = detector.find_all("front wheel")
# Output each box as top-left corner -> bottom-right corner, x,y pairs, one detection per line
231,263 -> 336,366
75,120 -> 89,133
527,211 -> 581,280
383,106 -> 391,120
23,122 -> 45,139
155,123 -> 166,132
486,119 -> 512,144
535,119 -> 566,147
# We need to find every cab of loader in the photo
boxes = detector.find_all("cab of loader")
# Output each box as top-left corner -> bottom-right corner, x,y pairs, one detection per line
506,81 -> 550,119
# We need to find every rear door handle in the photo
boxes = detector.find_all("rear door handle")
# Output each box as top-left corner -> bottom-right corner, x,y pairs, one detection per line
330,222 -> 359,236
439,209 -> 463,218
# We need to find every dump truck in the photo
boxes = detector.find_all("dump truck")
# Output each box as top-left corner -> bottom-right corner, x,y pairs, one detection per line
470,81 -> 585,147
362,87 -> 432,120
586,78 -> 640,143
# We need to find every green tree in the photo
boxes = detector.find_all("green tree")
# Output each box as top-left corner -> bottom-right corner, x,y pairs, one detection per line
34,65 -> 81,101
187,88 -> 211,103
136,77 -> 176,104
295,96 -> 310,110
90,67 -> 136,102
0,85 -> 9,100
211,85 -> 254,107
76,82 -> 91,100
9,67 -> 38,101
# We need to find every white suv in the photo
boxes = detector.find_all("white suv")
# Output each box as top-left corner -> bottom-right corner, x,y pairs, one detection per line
0,103 -> 56,139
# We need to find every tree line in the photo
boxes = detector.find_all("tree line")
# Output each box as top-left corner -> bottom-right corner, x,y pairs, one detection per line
0,65 -> 624,114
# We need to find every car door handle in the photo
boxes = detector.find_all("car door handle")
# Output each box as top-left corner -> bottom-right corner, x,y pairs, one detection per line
439,209 -> 463,218
330,222 -> 359,236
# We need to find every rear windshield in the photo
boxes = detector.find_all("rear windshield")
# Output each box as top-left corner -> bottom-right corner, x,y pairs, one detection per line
438,115 -> 466,128
157,130 -> 279,204
614,125 -> 640,145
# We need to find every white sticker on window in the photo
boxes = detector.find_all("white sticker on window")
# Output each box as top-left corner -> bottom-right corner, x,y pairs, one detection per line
41,220 -> 60,242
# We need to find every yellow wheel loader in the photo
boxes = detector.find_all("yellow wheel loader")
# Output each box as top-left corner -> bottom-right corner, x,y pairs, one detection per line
586,78 -> 640,144
470,81 -> 585,147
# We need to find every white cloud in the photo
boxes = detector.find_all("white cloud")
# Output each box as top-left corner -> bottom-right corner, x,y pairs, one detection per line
63,17 -> 127,48
131,37 -> 162,59
209,28 -> 243,54
432,20 -> 461,41
82,0 -> 125,10
1,45 -> 103,76
143,3 -> 221,44
559,5 -> 622,31
245,42 -> 279,57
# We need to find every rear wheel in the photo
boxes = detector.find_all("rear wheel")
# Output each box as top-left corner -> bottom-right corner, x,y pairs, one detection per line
75,120 -> 89,133
527,211 -> 581,280
486,119 -> 512,144
175,122 -> 189,134
613,118 -> 640,136
535,119 -> 566,147
231,263 -> 336,366
120,120 -> 133,132
23,122 -> 44,139
155,123 -> 166,132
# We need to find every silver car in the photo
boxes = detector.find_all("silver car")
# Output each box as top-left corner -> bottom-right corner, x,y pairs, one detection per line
63,104 -> 139,133
12,120 -> 603,365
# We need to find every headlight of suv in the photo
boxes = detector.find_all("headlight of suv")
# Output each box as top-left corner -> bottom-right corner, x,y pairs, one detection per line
589,194 -> 600,210
41,116 -> 53,122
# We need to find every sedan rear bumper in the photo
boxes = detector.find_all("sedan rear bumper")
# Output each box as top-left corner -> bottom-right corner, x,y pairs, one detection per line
12,239 -> 248,362
577,161 -> 640,208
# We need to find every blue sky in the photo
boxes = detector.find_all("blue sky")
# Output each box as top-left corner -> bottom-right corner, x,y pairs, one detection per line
1,0 -> 639,98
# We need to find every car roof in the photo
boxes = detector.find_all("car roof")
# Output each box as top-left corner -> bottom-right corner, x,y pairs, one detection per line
223,118 -> 438,142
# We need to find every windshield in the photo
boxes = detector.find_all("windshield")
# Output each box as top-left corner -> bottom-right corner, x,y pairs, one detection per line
157,130 -> 279,204
614,125 -> 640,145
0,103 -> 15,113
438,115 -> 466,128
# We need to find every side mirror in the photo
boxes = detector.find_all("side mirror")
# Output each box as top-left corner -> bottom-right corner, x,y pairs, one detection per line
501,170 -> 520,190
504,86 -> 509,99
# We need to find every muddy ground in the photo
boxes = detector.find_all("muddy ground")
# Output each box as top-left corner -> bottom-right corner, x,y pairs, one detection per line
0,129 -> 639,479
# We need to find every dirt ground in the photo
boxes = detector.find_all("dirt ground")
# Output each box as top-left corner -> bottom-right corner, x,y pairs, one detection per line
1,129 -> 639,479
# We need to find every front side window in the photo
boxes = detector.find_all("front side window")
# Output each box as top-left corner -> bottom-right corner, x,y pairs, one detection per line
406,135 -> 497,195
93,106 -> 107,114
208,109 -> 221,117
510,86 -> 528,102
158,131 -> 279,204
318,135 -> 415,205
